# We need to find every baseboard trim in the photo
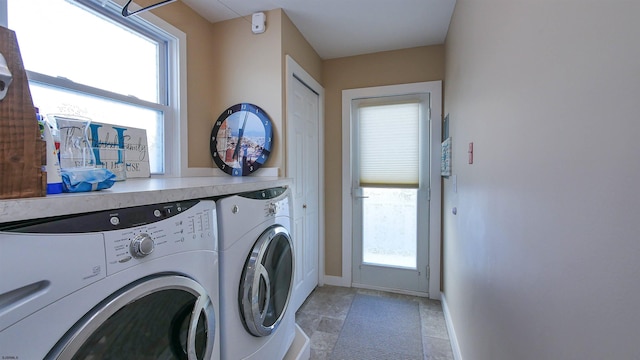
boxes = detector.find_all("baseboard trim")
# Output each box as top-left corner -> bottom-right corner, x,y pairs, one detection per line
441,292 -> 463,360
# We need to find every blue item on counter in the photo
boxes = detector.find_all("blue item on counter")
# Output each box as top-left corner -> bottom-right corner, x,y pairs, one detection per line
61,168 -> 116,192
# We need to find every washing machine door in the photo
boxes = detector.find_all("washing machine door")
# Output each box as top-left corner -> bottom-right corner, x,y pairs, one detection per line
239,225 -> 294,337
47,275 -> 215,360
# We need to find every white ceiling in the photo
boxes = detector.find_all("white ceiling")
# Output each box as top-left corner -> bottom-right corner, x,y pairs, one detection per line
179,0 -> 456,59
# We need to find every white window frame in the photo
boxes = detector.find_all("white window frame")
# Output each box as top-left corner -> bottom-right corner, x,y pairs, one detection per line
0,0 -> 187,177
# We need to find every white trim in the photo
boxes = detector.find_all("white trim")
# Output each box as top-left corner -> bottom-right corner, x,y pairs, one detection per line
112,1 -> 190,178
132,7 -> 185,177
112,3 -> 187,177
168,16 -> 188,178
341,81 -> 442,298
285,55 -> 325,288
93,0 -> 187,177
129,2 -> 186,178
341,91 -> 353,286
441,292 -> 463,360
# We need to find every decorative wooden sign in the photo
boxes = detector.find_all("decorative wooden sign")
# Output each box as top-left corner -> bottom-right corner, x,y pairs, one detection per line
88,122 -> 151,178
0,26 -> 46,199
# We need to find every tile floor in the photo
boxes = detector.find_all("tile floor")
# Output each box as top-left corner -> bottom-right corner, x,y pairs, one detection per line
295,286 -> 454,360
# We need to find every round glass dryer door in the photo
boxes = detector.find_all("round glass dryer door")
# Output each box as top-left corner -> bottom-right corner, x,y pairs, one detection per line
47,276 -> 216,360
239,225 -> 294,337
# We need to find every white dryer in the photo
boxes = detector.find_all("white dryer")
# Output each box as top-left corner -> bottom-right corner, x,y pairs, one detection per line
216,187 -> 295,360
0,199 -> 220,360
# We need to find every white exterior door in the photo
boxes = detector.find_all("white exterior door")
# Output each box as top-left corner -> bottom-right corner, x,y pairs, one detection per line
341,81 -> 442,298
286,58 -> 323,312
351,95 -> 430,295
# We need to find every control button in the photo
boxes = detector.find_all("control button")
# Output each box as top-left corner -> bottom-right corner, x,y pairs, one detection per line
119,256 -> 132,263
267,203 -> 277,216
130,233 -> 155,258
153,209 -> 162,217
110,216 -> 120,226
232,205 -> 239,214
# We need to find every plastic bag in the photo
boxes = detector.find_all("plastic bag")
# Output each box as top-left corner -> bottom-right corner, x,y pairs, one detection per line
61,168 -> 116,192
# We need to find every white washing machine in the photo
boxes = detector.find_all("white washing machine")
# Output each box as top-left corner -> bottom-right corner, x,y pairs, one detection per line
216,187 -> 296,360
0,199 -> 220,360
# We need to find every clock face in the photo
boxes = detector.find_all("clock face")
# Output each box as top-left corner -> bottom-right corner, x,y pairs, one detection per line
210,103 -> 273,176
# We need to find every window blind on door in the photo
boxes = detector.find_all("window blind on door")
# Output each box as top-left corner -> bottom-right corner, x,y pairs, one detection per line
358,102 -> 420,187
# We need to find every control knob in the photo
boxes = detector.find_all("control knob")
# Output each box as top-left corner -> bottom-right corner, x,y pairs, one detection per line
267,203 -> 277,216
131,233 -> 155,258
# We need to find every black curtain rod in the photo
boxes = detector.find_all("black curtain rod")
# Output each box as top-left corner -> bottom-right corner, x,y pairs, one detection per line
121,0 -> 177,17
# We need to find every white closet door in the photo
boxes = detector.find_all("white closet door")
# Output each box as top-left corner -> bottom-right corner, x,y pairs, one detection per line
288,74 -> 320,312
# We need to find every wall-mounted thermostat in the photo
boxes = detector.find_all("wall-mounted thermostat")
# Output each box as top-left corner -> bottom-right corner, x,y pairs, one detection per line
252,12 -> 266,34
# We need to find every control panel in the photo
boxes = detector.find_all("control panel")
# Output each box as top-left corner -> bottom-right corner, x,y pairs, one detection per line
263,196 -> 289,218
103,200 -> 216,276
224,187 -> 290,219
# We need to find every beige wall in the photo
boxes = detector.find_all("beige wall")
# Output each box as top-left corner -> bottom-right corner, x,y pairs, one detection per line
281,12 -> 322,85
209,10 -> 284,172
151,6 -> 321,174
444,1 -> 640,359
151,4 -> 285,171
322,46 -> 445,276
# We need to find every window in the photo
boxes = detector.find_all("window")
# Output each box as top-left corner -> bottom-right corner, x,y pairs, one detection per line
355,97 -> 426,269
1,0 -> 185,175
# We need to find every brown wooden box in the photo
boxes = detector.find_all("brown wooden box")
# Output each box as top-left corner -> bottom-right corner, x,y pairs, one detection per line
0,26 -> 46,200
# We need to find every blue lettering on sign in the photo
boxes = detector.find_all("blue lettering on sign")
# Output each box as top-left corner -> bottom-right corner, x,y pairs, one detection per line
89,123 -> 104,164
112,126 -> 127,164
88,124 -> 127,165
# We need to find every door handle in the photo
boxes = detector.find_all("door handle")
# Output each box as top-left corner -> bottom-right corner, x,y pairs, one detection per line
353,196 -> 369,199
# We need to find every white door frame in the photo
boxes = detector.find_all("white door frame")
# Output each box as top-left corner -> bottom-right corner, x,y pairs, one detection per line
340,81 -> 442,299
285,55 -> 325,286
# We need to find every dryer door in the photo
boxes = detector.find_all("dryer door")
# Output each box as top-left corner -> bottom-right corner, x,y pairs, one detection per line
46,275 -> 216,360
239,225 -> 294,337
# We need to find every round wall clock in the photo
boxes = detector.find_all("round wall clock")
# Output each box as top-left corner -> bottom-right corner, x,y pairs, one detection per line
210,103 -> 273,176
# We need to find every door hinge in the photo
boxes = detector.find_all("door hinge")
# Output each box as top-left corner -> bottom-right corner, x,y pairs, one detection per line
427,187 -> 431,201
427,265 -> 430,280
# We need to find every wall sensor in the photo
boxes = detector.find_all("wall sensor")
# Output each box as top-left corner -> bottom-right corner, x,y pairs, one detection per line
252,12 -> 266,34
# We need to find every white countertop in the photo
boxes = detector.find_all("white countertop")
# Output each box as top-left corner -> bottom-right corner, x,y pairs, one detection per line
0,176 -> 291,223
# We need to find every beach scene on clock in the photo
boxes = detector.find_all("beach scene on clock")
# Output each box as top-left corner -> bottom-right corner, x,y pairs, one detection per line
210,103 -> 273,176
